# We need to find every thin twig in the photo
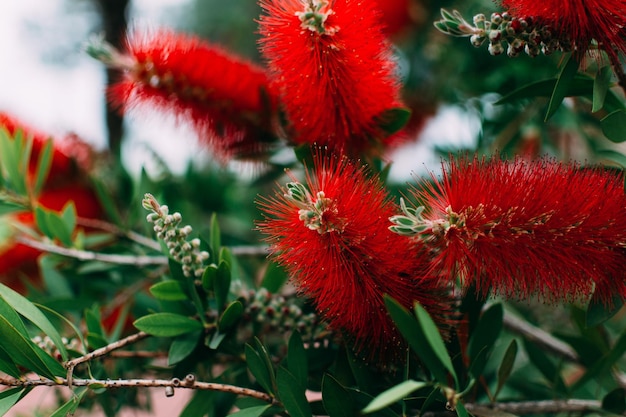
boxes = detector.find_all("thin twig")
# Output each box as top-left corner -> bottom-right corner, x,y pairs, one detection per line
65,331 -> 149,370
76,216 -> 162,251
16,236 -> 168,266
0,375 -> 275,404
229,245 -> 269,256
502,311 -> 579,362
464,399 -> 602,415
503,309 -> 626,389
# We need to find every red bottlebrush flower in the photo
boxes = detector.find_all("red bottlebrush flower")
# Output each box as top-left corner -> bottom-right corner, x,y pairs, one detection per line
0,112 -> 92,184
109,28 -> 278,161
258,0 -> 405,157
0,113 -> 101,292
501,0 -> 626,59
257,154 -> 451,358
392,156 -> 626,303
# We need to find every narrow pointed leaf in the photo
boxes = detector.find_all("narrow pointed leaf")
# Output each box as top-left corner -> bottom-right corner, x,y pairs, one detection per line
414,303 -> 458,387
545,53 -> 579,121
149,280 -> 188,301
384,296 -> 448,386
32,137 -> 53,197
586,293 -> 624,327
602,109 -> 626,142
49,390 -> 86,417
228,405 -> 272,417
133,313 -> 203,337
287,331 -> 308,388
0,314 -> 65,380
322,374 -> 354,417
0,284 -> 68,361
362,380 -> 427,414
0,388 -> 27,416
495,339 -> 518,399
245,342 -> 275,395
277,367 -> 312,417
219,300 -> 244,331
593,66 -> 612,112
467,303 -> 503,377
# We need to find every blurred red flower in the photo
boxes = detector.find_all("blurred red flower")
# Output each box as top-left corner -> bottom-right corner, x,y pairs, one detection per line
109,28 -> 278,161
257,153 -> 451,358
501,0 -> 626,60
398,156 -> 626,303
0,114 -> 101,292
258,0 -> 405,157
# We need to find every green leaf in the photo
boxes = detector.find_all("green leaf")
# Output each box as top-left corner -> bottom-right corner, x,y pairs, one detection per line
60,201 -> 77,243
261,261 -> 288,293
207,331 -> 227,350
602,109 -> 626,142
384,296 -> 448,386
215,260 -> 231,310
593,66 -> 612,112
133,313 -> 203,337
277,367 -> 312,417
202,264 -> 218,292
455,401 -> 469,417
495,75 -> 625,113
210,213 -> 221,256
321,374 -> 354,417
149,280 -> 188,301
602,388 -> 626,414
168,330 -> 201,366
586,293 -> 624,327
219,300 -> 244,331
0,314 -> 66,380
287,331 -> 308,389
228,405 -> 272,417
362,380 -> 427,414
245,340 -> 276,395
0,347 -> 21,378
34,205 -> 54,240
523,339 -> 567,393
91,176 -> 123,226
467,303 -> 503,378
545,53 -> 579,121
494,339 -> 518,400
49,390 -> 86,417
0,388 -> 27,416
376,107 -> 412,137
573,331 -> 626,390
39,255 -> 73,298
0,284 -> 68,361
32,137 -> 53,197
414,302 -> 458,388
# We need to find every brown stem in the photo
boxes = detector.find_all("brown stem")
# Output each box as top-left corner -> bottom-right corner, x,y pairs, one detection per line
65,331 -> 149,370
0,375 -> 275,404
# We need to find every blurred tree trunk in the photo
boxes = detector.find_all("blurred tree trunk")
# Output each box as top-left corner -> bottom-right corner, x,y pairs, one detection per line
93,0 -> 130,159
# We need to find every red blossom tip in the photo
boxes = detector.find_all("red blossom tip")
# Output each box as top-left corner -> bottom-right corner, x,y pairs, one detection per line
257,152 -> 453,359
109,28 -> 279,162
401,155 -> 626,304
501,0 -> 626,60
258,0 -> 405,158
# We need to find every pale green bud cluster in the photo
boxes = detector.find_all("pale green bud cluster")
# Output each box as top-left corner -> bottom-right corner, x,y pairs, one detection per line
143,193 -> 209,277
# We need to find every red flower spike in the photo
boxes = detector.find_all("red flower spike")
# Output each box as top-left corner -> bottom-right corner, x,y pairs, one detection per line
258,0 -> 405,157
257,154 -> 452,359
399,156 -> 626,304
0,113 -> 101,292
501,0 -> 626,60
109,29 -> 278,161
0,112 -> 78,184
